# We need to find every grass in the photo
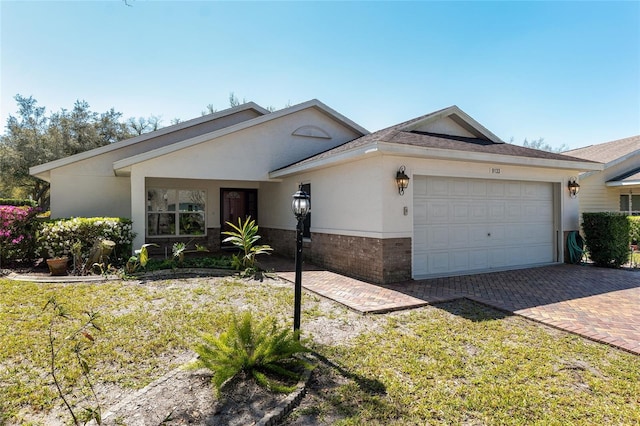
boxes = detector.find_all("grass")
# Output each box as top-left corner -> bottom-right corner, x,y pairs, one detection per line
1,277 -> 639,425
0,277 -> 295,424
304,300 -> 640,425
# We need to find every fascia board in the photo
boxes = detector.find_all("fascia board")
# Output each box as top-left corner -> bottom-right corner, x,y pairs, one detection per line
606,180 -> 640,187
268,143 -> 381,179
29,102 -> 269,176
271,141 -> 604,178
375,142 -> 603,171
114,99 -> 369,173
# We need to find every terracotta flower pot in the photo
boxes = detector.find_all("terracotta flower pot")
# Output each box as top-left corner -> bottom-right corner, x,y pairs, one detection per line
47,257 -> 69,276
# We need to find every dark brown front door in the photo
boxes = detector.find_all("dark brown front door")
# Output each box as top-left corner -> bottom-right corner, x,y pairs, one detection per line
220,189 -> 258,247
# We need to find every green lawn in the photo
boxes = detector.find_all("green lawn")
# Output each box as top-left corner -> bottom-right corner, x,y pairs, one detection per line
1,277 -> 638,425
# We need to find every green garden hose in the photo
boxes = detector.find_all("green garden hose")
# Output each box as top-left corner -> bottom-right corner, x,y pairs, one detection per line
567,231 -> 584,264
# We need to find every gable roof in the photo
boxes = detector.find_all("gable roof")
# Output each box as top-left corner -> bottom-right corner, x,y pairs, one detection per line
112,99 -> 369,175
607,167 -> 640,187
563,135 -> 640,166
30,102 -> 271,180
271,106 -> 601,177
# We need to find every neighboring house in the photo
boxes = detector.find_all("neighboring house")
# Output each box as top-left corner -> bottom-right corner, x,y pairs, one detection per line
564,135 -> 640,217
31,100 -> 601,283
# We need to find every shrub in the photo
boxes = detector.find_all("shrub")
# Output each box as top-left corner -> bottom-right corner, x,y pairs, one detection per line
222,216 -> 272,273
190,311 -> 310,396
0,205 -> 41,265
582,212 -> 630,268
0,198 -> 38,207
629,216 -> 640,245
39,217 -> 135,265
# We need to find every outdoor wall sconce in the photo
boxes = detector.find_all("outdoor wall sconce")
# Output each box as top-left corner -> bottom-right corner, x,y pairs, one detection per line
568,177 -> 580,198
396,166 -> 410,195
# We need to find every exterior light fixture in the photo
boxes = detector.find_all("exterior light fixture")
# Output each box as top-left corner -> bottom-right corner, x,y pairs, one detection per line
396,166 -> 410,195
291,185 -> 310,337
568,177 -> 580,198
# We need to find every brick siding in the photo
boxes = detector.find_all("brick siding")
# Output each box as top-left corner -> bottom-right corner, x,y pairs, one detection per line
261,228 -> 411,284
146,227 -> 222,257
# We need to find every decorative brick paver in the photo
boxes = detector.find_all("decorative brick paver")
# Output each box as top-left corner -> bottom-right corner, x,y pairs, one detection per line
270,258 -> 640,355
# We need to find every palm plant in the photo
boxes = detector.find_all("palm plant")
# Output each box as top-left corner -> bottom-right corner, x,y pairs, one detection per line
222,216 -> 272,272
190,311 -> 310,396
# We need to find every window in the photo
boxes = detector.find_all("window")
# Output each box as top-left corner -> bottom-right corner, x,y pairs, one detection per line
147,189 -> 206,236
301,183 -> 311,238
620,194 -> 640,215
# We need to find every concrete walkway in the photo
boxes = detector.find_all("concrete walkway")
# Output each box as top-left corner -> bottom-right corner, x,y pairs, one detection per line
269,258 -> 640,356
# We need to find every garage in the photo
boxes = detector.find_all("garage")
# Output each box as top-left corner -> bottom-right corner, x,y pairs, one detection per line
413,176 -> 556,278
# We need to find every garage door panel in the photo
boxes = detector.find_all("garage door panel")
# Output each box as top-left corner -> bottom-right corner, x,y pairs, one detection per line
427,177 -> 450,196
468,227 -> 489,248
469,203 -> 488,222
469,250 -> 489,269
426,201 -> 449,223
429,226 -> 450,249
413,176 -> 555,278
449,225 -> 469,248
428,252 -> 451,274
489,203 -> 506,222
451,202 -> 470,222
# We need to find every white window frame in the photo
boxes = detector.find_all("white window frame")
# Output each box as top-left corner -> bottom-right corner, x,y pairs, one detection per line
147,188 -> 206,237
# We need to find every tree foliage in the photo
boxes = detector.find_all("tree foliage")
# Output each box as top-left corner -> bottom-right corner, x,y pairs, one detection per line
0,95 -> 154,209
512,137 -> 568,153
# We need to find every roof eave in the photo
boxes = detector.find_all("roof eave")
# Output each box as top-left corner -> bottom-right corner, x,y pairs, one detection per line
29,102 -> 270,176
270,142 -> 604,177
606,180 -> 640,187
113,99 -> 369,172
269,142 -> 381,179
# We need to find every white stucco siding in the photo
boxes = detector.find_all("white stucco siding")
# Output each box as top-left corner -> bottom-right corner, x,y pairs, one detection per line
125,109 -> 362,182
50,172 -> 131,218
263,153 -> 582,243
412,116 -> 477,138
260,156 -> 385,236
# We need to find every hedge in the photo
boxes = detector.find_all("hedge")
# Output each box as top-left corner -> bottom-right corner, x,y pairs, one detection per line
0,198 -> 38,208
629,216 -> 640,245
39,217 -> 135,264
582,212 -> 630,268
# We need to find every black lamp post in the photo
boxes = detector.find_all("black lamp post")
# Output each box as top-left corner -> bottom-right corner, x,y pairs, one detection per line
291,186 -> 310,336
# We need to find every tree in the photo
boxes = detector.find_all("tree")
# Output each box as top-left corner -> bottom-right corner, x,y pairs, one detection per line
127,115 -> 161,135
514,137 -> 568,153
0,95 -> 138,209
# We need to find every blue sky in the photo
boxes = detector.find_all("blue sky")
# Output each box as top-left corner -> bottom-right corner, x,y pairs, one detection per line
1,1 -> 638,150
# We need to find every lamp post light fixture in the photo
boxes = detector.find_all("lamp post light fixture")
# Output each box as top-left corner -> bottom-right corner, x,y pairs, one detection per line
291,186 -> 310,337
396,166 -> 410,195
568,177 -> 580,199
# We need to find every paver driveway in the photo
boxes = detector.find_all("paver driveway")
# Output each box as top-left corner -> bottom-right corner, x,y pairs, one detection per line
274,261 -> 640,355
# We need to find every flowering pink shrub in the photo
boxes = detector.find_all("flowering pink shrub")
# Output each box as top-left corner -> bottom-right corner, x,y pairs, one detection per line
0,205 -> 40,265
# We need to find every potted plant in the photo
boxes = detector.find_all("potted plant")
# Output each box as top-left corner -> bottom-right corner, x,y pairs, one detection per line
46,256 -> 69,276
44,241 -> 69,276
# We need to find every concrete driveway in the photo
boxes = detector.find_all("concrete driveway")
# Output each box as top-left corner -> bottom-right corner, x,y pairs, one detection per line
274,261 -> 640,355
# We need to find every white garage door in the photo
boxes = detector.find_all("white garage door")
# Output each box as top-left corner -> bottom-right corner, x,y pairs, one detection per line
413,176 -> 555,278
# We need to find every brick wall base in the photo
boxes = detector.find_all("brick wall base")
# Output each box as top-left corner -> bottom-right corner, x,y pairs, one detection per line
261,228 -> 411,284
146,227 -> 222,257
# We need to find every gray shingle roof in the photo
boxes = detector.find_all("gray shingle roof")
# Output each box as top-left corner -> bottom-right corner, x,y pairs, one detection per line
284,127 -> 594,170
564,135 -> 640,164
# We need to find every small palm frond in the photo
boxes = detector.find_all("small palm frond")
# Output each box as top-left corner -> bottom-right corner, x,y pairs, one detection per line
190,311 -> 309,395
